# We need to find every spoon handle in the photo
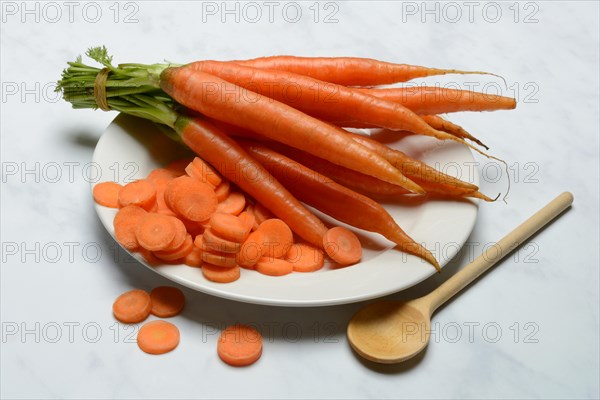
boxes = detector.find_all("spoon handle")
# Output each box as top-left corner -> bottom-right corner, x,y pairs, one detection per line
423,191 -> 574,314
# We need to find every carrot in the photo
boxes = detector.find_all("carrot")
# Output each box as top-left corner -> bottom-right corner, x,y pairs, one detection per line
215,181 -> 231,202
138,247 -> 161,265
165,176 -> 218,221
114,205 -> 147,250
217,324 -> 262,366
93,181 -> 123,208
420,115 -> 488,149
135,213 -> 178,251
154,233 -> 194,261
237,230 -> 266,268
209,212 -> 250,243
217,192 -> 246,215
184,245 -> 203,267
323,227 -> 362,266
202,263 -> 240,283
357,86 -> 516,114
153,179 -> 178,217
137,320 -> 180,355
241,141 -> 441,268
164,217 -> 188,251
172,116 -> 328,248
185,157 -> 222,188
238,211 -> 256,235
149,286 -> 185,318
255,257 -> 293,276
147,168 -> 179,183
112,289 -> 152,323
233,55 -> 495,86
256,219 -> 293,259
286,243 -> 324,273
201,249 -> 238,268
165,158 -> 193,176
253,202 -> 274,225
161,67 -> 418,191
118,179 -> 156,210
202,228 -> 242,254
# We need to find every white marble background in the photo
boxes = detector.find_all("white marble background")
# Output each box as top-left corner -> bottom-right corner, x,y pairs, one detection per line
1,1 -> 599,398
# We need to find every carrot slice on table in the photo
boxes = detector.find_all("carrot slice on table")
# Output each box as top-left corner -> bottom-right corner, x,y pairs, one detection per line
237,230 -> 266,268
149,286 -> 185,317
285,243 -> 325,272
255,257 -> 293,276
184,245 -> 203,267
137,320 -> 180,355
93,181 -> 123,208
135,213 -> 178,251
215,181 -> 231,202
217,192 -> 246,215
113,289 -> 152,323
118,179 -> 157,210
154,234 -> 194,261
203,228 -> 242,254
202,263 -> 240,283
114,206 -> 147,250
201,249 -> 237,268
217,324 -> 262,366
257,219 -> 293,259
165,176 -> 218,221
322,227 -> 362,266
209,212 -> 250,243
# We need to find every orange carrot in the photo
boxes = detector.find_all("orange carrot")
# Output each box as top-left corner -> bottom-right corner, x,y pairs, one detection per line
185,157 -> 222,188
114,205 -> 147,250
93,181 -> 123,208
420,115 -> 487,149
237,230 -> 266,268
217,192 -> 246,215
112,289 -> 152,323
149,286 -> 185,318
238,211 -> 256,234
184,245 -> 203,267
137,320 -> 180,354
135,213 -> 178,251
201,249 -> 238,268
255,257 -> 293,276
165,176 -> 218,221
285,243 -> 324,273
154,233 -> 194,261
253,202 -> 274,225
217,324 -> 262,366
160,67 -> 417,191
147,168 -> 179,183
202,228 -> 242,254
209,212 -> 250,243
215,181 -> 231,202
323,227 -> 362,266
233,56 -> 493,86
256,219 -> 293,259
165,158 -> 193,176
118,179 -> 156,210
357,86 -> 516,114
202,263 -> 240,283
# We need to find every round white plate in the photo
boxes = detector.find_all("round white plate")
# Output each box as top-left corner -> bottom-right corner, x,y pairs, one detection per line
93,114 -> 479,306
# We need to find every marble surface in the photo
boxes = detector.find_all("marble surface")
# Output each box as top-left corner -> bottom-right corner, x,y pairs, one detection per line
1,1 -> 598,398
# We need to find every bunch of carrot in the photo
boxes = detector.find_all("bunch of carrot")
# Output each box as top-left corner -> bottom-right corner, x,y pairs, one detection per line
61,47 -> 517,272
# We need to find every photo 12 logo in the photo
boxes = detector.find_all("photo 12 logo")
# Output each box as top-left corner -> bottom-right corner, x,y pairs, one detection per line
1,1 -> 140,23
200,1 -> 340,23
400,1 -> 540,24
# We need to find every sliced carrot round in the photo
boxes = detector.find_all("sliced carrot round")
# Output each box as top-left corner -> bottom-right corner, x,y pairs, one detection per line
146,168 -> 179,183
135,213 -> 177,251
118,179 -> 157,210
154,234 -> 194,261
114,206 -> 147,250
184,245 -> 203,268
209,212 -> 249,243
165,158 -> 193,176
217,192 -> 246,215
201,249 -> 237,268
286,243 -> 325,272
217,324 -> 262,366
255,257 -> 293,276
150,286 -> 185,317
237,230 -> 265,268
165,176 -> 218,221
203,228 -> 242,254
257,219 -> 293,259
113,289 -> 152,323
138,247 -> 161,265
238,211 -> 256,234
93,181 -> 123,208
137,320 -> 180,355
253,202 -> 274,224
215,181 -> 231,202
322,227 -> 362,266
202,263 -> 240,283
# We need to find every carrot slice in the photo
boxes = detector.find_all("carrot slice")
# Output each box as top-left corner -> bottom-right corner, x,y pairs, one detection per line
118,179 -> 156,210
215,181 -> 231,202
149,286 -> 185,318
165,217 -> 188,250
165,158 -> 193,176
135,213 -> 178,251
322,227 -> 362,266
285,243 -> 325,272
255,257 -> 293,276
238,211 -> 256,235
137,320 -> 180,355
138,247 -> 161,265
112,289 -> 152,323
237,230 -> 265,268
114,206 -> 147,250
217,192 -> 246,215
201,249 -> 237,268
203,228 -> 242,253
217,324 -> 262,366
93,181 -> 123,208
253,202 -> 274,224
184,245 -> 203,267
154,234 -> 194,261
185,157 -> 222,188
165,176 -> 218,221
257,219 -> 293,259
147,168 -> 179,183
209,212 -> 250,243
202,263 -> 240,283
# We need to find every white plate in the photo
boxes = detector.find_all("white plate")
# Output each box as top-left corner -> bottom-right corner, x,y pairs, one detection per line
92,114 -> 479,306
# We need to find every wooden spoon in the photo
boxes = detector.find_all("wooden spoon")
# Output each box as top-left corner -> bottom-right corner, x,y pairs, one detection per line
347,192 -> 573,364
